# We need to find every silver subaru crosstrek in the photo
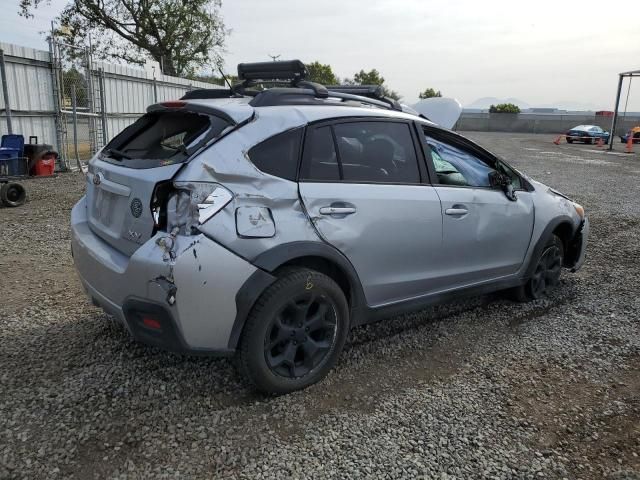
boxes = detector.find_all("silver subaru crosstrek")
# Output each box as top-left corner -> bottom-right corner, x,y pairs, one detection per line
71,61 -> 588,393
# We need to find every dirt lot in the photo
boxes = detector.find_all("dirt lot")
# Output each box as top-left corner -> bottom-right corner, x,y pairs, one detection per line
1,133 -> 639,479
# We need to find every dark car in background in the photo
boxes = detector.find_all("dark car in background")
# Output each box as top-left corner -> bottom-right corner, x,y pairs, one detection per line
566,125 -> 610,144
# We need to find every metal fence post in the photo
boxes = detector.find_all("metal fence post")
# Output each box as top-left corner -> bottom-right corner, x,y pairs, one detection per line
49,36 -> 67,171
0,49 -> 13,135
98,68 -> 108,144
609,74 -> 623,151
71,84 -> 82,171
153,77 -> 158,103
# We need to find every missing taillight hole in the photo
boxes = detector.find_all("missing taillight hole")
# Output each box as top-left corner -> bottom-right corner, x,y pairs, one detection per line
151,181 -> 174,234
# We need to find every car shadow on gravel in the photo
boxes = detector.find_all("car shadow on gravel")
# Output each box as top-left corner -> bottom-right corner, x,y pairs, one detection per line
258,281 -> 583,439
2,278 -> 579,405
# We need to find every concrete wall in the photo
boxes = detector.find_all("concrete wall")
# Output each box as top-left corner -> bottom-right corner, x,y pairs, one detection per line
456,112 -> 640,136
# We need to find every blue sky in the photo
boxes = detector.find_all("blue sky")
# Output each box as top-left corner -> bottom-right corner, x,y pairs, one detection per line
2,0 -> 639,109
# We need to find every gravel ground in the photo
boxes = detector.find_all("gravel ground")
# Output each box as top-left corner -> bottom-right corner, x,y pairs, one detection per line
1,133 -> 639,479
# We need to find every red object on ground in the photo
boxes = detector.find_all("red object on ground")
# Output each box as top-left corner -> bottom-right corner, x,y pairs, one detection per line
34,153 -> 56,176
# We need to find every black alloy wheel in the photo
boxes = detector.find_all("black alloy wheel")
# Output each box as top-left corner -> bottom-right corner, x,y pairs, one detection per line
238,268 -> 349,394
529,241 -> 563,299
264,292 -> 337,378
509,234 -> 564,302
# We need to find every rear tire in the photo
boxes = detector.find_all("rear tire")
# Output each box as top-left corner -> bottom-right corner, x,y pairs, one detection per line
238,268 -> 349,394
0,182 -> 27,207
510,235 -> 564,302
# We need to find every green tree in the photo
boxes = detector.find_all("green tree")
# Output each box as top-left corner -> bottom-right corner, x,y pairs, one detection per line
20,0 -> 227,77
306,61 -> 338,85
489,103 -> 521,114
352,68 -> 384,86
347,68 -> 401,101
419,88 -> 442,99
63,67 -> 88,107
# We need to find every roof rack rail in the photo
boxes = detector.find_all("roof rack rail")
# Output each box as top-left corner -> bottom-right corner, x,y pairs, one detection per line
326,85 -> 385,97
326,85 -> 402,111
181,60 -> 404,112
248,88 -> 396,111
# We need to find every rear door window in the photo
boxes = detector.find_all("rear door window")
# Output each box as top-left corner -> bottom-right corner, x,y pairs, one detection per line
300,121 -> 421,184
299,126 -> 341,181
102,110 -> 230,168
248,128 -> 303,181
333,122 -> 420,183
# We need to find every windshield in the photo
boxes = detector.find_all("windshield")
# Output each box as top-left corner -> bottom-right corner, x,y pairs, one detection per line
101,110 -> 231,169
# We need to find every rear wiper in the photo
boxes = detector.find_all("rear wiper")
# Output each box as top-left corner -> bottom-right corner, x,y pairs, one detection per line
105,148 -> 131,160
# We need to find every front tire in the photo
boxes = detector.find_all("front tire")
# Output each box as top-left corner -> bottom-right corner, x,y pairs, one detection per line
238,268 -> 349,394
511,235 -> 564,302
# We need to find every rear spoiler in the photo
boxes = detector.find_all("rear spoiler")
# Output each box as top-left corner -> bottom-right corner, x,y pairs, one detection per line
147,100 -> 254,125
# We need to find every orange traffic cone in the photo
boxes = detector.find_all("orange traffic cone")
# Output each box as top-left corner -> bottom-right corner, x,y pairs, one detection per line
553,135 -> 563,145
596,137 -> 604,148
625,133 -> 634,154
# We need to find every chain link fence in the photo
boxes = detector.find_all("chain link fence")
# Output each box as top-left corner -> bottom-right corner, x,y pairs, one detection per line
52,41 -> 103,170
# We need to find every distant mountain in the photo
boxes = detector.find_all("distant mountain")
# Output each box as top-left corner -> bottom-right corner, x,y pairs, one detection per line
466,97 -> 530,110
466,97 -> 605,112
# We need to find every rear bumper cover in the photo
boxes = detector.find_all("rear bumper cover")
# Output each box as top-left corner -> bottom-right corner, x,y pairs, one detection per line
71,196 -> 257,354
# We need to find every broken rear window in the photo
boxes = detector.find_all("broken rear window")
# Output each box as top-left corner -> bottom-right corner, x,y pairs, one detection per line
101,111 -> 231,169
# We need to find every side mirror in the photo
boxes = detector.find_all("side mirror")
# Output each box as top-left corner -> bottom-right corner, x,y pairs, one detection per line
488,170 -> 510,189
488,170 -> 517,201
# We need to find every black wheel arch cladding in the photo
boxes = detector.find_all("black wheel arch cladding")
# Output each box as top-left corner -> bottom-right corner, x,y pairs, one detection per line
524,216 -> 577,278
229,241 -> 367,350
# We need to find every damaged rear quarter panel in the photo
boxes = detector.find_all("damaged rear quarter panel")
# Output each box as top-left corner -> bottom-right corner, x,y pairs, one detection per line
176,108 -> 323,261
169,235 -> 256,350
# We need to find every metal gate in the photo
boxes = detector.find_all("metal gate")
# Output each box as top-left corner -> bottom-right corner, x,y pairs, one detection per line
50,39 -> 107,171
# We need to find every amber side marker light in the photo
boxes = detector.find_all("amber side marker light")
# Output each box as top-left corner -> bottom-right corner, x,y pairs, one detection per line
573,203 -> 585,219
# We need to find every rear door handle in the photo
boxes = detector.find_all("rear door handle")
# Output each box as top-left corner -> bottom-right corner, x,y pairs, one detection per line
445,208 -> 468,216
319,206 -> 357,215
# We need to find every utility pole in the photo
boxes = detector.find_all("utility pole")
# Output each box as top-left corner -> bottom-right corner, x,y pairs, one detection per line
268,54 -> 281,62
